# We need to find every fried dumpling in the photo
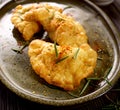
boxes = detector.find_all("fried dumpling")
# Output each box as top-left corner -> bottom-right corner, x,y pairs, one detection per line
28,39 -> 97,90
24,4 -> 88,47
11,4 -> 41,41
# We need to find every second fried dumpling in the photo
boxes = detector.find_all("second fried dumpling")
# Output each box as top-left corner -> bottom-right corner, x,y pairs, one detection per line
28,40 -> 97,90
24,4 -> 88,47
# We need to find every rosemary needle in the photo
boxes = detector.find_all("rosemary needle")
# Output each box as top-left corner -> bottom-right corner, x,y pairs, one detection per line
105,94 -> 120,107
77,67 -> 112,96
12,41 -> 29,54
56,56 -> 69,64
104,67 -> 112,78
73,48 -> 80,59
54,42 -> 59,57
12,48 -> 23,54
54,42 -> 69,64
103,67 -> 112,87
79,79 -> 91,96
103,77 -> 112,87
63,5 -> 72,11
86,77 -> 101,80
67,92 -> 79,98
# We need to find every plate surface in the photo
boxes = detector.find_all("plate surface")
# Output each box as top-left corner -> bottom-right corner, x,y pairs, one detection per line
0,0 -> 120,106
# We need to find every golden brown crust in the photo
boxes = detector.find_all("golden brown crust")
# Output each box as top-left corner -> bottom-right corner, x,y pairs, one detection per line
23,4 -> 88,46
11,4 -> 98,91
11,4 -> 41,41
28,40 -> 97,90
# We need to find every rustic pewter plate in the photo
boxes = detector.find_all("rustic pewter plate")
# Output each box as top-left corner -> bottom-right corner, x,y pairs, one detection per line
0,0 -> 120,106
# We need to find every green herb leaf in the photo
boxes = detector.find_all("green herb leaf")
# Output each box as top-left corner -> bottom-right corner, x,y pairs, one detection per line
105,94 -> 120,107
103,67 -> 112,87
103,77 -> 112,87
102,104 -> 116,110
56,56 -> 69,64
67,92 -> 79,98
63,5 -> 72,11
73,48 -> 80,59
104,67 -> 112,78
87,77 -> 101,80
12,41 -> 29,54
54,42 -> 59,57
79,79 -> 91,96
12,48 -> 23,54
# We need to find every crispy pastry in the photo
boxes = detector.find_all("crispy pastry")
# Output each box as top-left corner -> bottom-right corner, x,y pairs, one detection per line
11,4 -> 63,41
24,4 -> 88,47
28,40 -> 97,90
11,4 -> 41,41
11,4 -> 97,91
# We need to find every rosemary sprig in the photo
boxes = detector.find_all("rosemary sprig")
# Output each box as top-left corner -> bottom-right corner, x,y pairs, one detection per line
102,104 -> 118,110
63,5 -> 72,11
86,77 -> 101,80
104,94 -> 120,109
73,48 -> 80,59
67,92 -> 79,98
56,56 -> 69,64
12,48 -> 23,54
12,41 -> 29,54
54,42 -> 69,64
78,67 -> 112,96
103,67 -> 112,87
68,67 -> 113,97
104,67 -> 112,78
105,94 -> 120,106
103,77 -> 112,87
54,42 -> 59,57
79,79 -> 91,96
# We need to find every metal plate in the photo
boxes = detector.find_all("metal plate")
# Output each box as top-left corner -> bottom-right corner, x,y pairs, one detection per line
0,0 -> 120,106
